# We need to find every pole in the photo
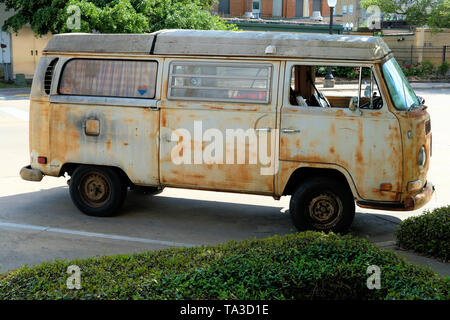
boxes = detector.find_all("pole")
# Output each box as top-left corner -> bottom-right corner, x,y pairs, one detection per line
329,7 -> 334,34
324,6 -> 335,85
443,45 -> 447,64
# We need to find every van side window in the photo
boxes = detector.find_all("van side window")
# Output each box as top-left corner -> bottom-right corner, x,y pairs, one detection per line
289,65 -> 382,109
58,59 -> 157,99
168,62 -> 271,103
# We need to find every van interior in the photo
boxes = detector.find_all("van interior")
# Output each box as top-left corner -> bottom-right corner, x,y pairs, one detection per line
289,65 -> 383,110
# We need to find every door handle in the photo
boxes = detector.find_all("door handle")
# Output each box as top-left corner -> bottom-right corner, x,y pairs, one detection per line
281,128 -> 301,133
256,127 -> 271,132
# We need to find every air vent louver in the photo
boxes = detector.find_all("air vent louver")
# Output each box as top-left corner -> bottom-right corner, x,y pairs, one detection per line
44,58 -> 58,95
425,120 -> 431,135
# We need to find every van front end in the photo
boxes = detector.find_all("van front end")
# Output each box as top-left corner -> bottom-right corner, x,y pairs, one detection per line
357,57 -> 434,211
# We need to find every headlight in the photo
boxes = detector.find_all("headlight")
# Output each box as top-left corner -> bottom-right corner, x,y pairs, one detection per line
418,146 -> 426,167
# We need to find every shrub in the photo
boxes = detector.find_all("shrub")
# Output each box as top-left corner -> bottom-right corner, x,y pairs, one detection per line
315,67 -> 371,79
421,59 -> 435,74
0,232 -> 448,300
402,60 -> 436,78
438,61 -> 449,75
395,206 -> 450,261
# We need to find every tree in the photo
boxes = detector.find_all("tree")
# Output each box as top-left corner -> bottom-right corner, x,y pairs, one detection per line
360,0 -> 450,30
0,0 -> 236,35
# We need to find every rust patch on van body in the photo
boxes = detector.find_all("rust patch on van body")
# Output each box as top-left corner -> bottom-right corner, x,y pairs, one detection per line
278,107 -> 403,201
30,99 -> 160,185
394,107 -> 431,201
159,103 -> 276,194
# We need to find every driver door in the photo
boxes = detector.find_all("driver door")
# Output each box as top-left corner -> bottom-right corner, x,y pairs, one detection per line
279,61 -> 403,202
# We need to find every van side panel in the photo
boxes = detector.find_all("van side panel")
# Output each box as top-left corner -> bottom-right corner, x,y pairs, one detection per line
46,103 -> 160,185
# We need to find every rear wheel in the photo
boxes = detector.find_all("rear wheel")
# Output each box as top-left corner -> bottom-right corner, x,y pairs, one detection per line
289,177 -> 355,233
69,166 -> 127,217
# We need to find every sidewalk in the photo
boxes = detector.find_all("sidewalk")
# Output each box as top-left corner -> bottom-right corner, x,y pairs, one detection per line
0,88 -> 31,101
353,212 -> 449,278
410,82 -> 450,90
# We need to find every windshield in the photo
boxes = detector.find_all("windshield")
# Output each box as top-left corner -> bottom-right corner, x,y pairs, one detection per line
382,57 -> 419,111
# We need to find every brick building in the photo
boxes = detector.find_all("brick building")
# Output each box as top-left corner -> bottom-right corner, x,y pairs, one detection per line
217,0 -> 332,19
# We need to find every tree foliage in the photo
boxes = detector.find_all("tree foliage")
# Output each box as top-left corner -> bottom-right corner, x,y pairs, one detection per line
361,0 -> 450,29
0,0 -> 235,35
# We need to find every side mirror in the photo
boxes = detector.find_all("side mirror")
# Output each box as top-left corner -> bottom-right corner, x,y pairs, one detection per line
418,96 -> 425,105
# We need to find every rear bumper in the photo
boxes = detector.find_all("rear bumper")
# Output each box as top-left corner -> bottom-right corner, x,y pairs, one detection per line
20,165 -> 43,182
357,181 -> 435,211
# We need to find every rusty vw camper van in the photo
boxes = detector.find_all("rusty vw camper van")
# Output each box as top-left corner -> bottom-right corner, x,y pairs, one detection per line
20,30 -> 434,232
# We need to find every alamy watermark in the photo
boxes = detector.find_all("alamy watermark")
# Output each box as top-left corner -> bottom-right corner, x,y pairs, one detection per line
169,121 -> 279,175
66,265 -> 82,290
365,5 -> 381,30
66,5 -> 81,30
366,265 -> 381,290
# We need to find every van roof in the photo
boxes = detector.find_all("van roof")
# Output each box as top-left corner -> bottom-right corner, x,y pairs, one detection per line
44,29 -> 391,61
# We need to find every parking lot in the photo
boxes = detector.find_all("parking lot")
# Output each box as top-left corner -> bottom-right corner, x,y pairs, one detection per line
0,84 -> 449,274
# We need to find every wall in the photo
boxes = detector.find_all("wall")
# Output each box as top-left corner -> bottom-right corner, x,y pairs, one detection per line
382,28 -> 450,66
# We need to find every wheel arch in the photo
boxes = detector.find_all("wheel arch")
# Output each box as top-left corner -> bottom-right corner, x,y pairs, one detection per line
281,165 -> 359,199
59,163 -> 133,187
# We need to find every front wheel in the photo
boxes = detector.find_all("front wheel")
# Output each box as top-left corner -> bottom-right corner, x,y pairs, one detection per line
69,166 -> 127,217
289,177 -> 355,233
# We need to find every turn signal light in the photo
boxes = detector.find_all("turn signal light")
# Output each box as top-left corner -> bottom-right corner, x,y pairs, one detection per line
379,183 -> 392,191
37,156 -> 47,164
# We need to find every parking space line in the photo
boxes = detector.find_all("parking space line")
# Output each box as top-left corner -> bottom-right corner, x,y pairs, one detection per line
0,221 -> 195,247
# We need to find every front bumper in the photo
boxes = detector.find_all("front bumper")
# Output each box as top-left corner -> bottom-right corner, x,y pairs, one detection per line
403,181 -> 435,210
20,165 -> 44,182
357,181 -> 435,211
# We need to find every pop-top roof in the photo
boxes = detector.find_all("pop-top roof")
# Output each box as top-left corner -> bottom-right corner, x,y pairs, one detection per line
44,29 -> 391,61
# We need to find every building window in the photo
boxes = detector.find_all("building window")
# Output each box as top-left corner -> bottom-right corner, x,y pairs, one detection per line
313,0 -> 321,12
168,61 -> 272,104
59,59 -> 158,99
218,0 -> 229,15
349,5 -> 353,15
342,5 -> 347,15
273,0 -> 282,17
252,0 -> 261,18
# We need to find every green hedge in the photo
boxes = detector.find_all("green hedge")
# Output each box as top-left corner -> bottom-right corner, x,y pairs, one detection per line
0,232 -> 448,300
395,206 -> 450,261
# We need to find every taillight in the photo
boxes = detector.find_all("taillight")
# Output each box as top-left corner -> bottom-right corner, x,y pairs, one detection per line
37,156 -> 47,164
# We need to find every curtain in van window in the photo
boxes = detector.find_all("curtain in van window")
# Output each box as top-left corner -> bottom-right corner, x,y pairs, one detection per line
59,59 -> 157,99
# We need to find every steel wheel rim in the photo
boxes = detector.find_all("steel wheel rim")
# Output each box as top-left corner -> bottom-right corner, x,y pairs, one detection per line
307,191 -> 343,229
79,171 -> 111,208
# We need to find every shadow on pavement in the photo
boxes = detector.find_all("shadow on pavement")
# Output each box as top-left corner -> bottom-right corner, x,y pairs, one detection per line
0,186 -> 403,243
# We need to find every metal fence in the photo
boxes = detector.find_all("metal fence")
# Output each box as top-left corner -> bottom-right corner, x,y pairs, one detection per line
389,45 -> 450,67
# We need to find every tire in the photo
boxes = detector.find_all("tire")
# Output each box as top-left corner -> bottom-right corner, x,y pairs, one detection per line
69,166 -> 127,217
289,177 -> 355,233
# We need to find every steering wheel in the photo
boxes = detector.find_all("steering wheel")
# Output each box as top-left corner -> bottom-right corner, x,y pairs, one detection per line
314,92 -> 331,108
360,96 -> 383,109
